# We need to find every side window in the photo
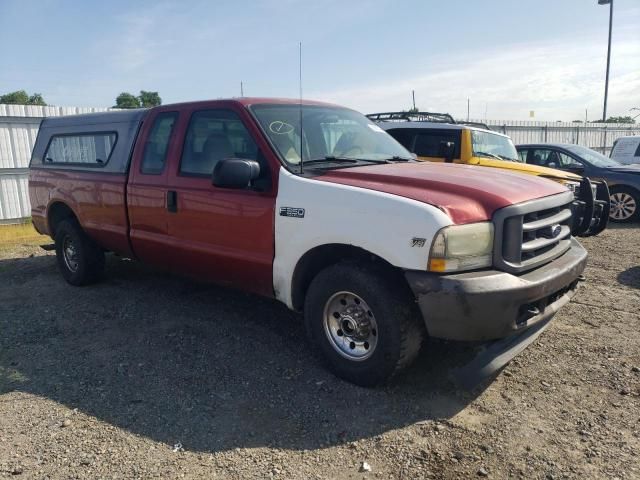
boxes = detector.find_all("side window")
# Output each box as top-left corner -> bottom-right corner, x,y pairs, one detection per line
529,149 -> 551,166
385,129 -> 415,151
557,152 -> 582,168
517,149 -> 528,162
180,109 -> 259,176
413,130 -> 461,158
141,112 -> 178,174
45,132 -> 116,165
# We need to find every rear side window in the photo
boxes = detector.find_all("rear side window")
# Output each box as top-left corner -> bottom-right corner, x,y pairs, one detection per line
45,132 -> 117,165
414,130 -> 461,158
386,128 -> 461,158
141,112 -> 178,174
517,149 -> 528,162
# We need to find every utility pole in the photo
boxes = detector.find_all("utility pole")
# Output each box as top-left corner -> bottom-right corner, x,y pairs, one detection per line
598,0 -> 614,121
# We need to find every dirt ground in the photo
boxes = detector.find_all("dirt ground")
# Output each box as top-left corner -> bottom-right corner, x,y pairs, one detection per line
0,226 -> 638,479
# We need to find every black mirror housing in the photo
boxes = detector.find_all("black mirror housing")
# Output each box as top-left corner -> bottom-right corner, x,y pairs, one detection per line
438,141 -> 456,163
212,158 -> 260,189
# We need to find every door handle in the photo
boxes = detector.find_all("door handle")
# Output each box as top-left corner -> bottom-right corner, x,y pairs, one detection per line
167,190 -> 177,213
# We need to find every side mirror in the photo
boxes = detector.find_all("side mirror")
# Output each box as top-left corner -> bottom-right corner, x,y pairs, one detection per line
438,141 -> 456,163
212,158 -> 260,189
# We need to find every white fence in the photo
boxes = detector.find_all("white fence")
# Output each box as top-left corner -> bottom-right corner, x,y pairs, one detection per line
0,105 -> 639,223
0,104 -> 114,223
466,119 -> 640,155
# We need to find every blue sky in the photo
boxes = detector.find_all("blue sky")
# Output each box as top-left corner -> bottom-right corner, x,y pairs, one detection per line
1,0 -> 638,120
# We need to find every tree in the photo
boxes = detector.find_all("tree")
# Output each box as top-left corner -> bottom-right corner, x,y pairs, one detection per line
0,90 -> 47,105
113,90 -> 162,109
604,116 -> 635,124
138,90 -> 161,107
114,92 -> 141,109
27,93 -> 46,106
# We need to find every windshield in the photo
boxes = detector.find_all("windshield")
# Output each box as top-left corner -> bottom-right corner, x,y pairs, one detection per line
471,130 -> 519,162
251,104 -> 412,168
564,144 -> 621,168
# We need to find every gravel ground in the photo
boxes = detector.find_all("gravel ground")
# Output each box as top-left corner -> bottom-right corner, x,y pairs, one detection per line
0,226 -> 638,479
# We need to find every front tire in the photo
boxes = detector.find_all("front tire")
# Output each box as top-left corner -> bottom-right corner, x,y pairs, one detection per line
609,187 -> 639,223
304,262 -> 424,387
54,219 -> 105,286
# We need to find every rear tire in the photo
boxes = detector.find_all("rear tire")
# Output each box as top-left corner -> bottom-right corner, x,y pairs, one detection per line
304,262 -> 424,387
609,187 -> 639,223
54,219 -> 105,285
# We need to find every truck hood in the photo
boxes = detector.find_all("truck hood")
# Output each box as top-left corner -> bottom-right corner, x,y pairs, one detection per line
464,156 -> 583,181
316,162 -> 568,224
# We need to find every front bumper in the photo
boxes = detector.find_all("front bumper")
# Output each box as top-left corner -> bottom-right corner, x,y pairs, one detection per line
571,178 -> 609,237
405,237 -> 587,342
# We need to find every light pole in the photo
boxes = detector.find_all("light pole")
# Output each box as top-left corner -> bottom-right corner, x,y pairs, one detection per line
598,0 -> 613,122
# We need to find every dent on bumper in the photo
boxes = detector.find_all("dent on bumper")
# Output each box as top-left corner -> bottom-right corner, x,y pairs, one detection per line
405,238 -> 588,342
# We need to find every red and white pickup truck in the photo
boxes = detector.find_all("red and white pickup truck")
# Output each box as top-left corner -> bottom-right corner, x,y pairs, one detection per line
29,98 -> 587,386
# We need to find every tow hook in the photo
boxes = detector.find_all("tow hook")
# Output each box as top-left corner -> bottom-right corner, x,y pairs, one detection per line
577,275 -> 586,282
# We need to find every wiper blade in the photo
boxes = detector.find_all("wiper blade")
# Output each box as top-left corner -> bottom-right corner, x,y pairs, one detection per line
475,151 -> 503,161
383,156 -> 412,162
303,156 -> 360,165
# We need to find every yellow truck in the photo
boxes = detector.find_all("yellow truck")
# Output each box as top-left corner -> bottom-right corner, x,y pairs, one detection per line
368,112 -> 609,237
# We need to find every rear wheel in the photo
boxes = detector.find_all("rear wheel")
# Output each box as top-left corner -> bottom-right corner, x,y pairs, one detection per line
54,219 -> 105,285
304,262 -> 424,387
609,187 -> 639,223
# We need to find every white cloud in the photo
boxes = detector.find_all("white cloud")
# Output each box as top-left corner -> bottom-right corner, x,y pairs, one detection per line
310,33 -> 640,121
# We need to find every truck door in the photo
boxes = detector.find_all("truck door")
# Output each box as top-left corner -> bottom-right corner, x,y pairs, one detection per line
165,107 -> 276,297
128,109 -> 180,267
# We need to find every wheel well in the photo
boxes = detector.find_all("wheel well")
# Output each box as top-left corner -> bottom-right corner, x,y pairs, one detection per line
47,202 -> 77,239
290,244 -> 401,311
609,184 -> 640,195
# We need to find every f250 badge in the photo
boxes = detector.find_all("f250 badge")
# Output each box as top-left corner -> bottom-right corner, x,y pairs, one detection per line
279,207 -> 305,218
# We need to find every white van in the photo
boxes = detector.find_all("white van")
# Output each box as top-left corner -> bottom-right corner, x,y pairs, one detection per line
610,136 -> 640,165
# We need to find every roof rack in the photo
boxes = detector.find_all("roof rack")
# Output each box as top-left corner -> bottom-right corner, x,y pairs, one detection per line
366,111 -> 456,124
457,121 -> 492,130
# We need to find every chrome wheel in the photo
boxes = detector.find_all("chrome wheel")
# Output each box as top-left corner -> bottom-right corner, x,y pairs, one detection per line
610,192 -> 637,221
323,291 -> 378,361
62,236 -> 79,272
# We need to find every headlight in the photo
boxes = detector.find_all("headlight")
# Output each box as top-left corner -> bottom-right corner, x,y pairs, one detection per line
428,222 -> 494,273
564,180 -> 580,199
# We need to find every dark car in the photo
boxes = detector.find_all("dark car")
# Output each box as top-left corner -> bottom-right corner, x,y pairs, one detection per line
517,143 -> 640,223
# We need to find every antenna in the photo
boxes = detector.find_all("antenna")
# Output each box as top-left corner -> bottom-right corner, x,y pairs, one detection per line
240,81 -> 244,97
299,41 -> 304,174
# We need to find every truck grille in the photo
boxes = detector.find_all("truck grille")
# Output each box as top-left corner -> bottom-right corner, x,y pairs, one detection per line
493,191 -> 574,274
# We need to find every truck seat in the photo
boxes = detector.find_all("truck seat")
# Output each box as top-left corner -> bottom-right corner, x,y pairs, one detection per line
182,133 -> 234,175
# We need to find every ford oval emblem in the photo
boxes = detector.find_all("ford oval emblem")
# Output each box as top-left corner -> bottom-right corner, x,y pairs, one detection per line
541,224 -> 562,239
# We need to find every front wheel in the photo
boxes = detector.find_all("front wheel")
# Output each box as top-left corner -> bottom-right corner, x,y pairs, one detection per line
609,187 -> 639,223
304,262 -> 424,387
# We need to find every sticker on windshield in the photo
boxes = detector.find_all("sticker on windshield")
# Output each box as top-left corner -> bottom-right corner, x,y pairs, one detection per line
269,121 -> 295,135
367,123 -> 385,133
